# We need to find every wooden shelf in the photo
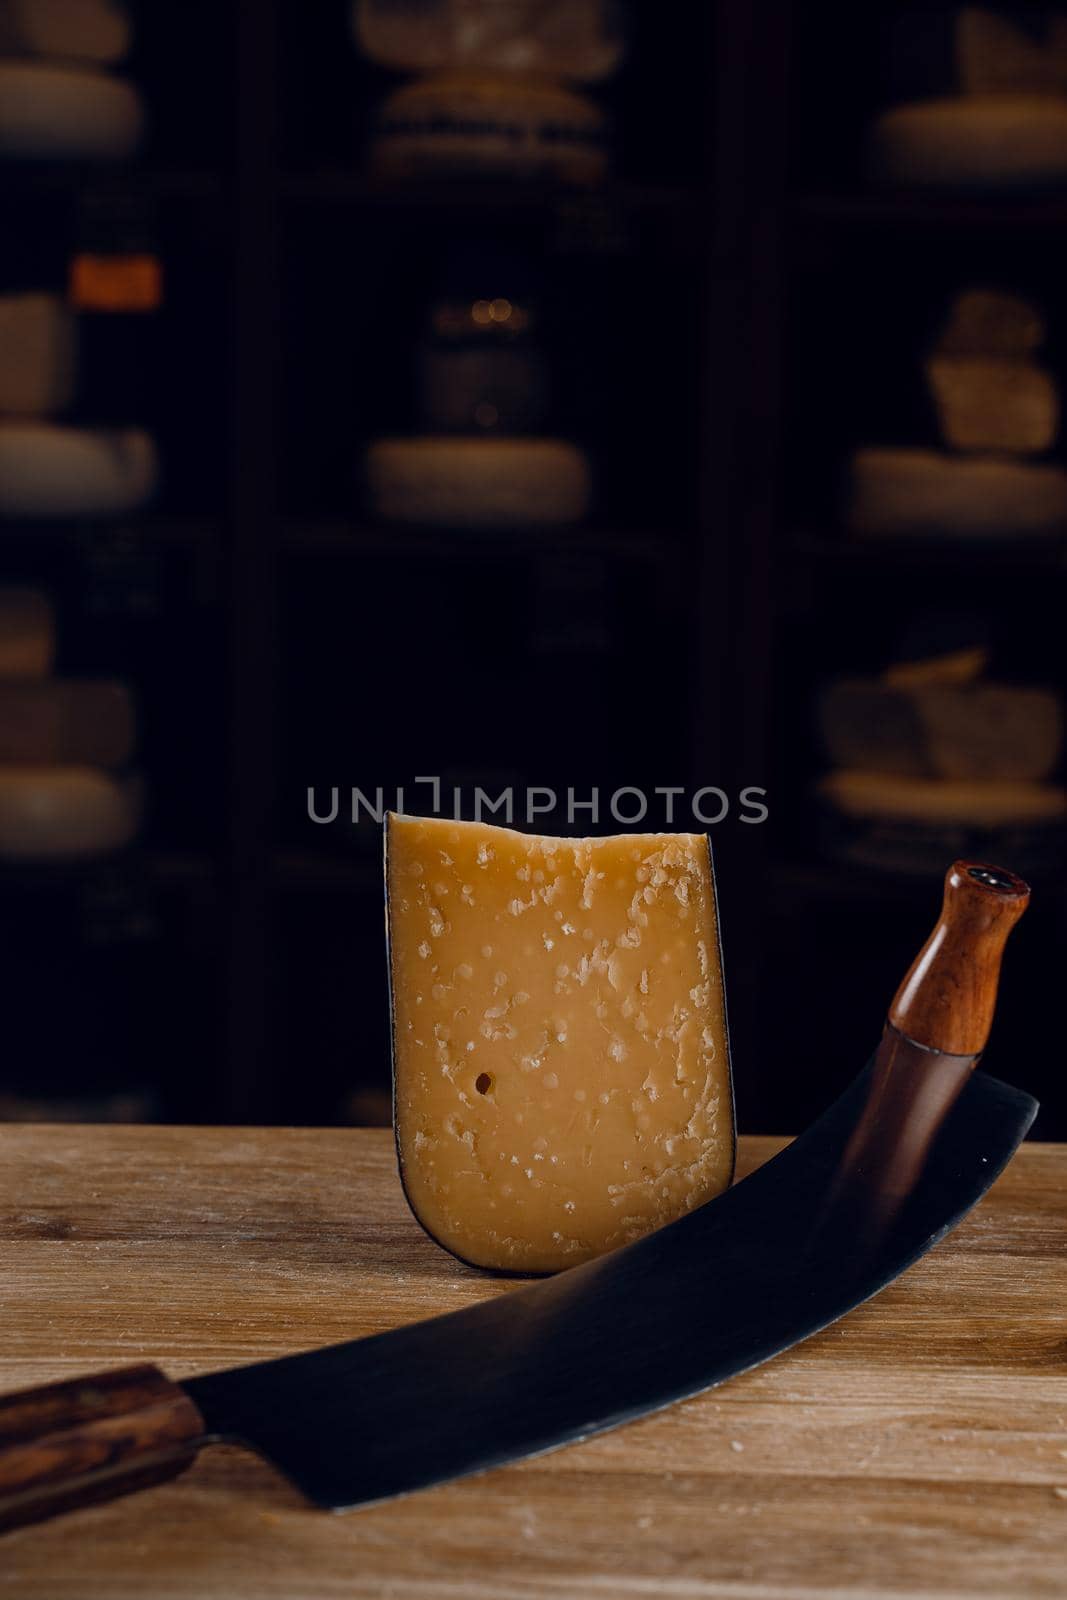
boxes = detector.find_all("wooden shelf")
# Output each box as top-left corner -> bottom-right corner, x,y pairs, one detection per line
0,514 -> 222,547
281,172 -> 704,217
792,190 -> 1067,232
787,532 -> 1067,575
281,518 -> 684,563
0,164 -> 225,201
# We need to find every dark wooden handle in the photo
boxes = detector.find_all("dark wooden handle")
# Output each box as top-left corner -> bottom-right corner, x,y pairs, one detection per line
888,860 -> 1030,1057
0,1364 -> 205,1533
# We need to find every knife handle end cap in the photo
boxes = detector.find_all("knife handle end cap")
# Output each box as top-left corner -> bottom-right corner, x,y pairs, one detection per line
888,859 -> 1030,1058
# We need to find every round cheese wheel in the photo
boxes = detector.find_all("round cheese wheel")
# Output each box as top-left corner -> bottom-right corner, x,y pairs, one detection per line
0,0 -> 131,64
816,769 -> 1067,876
0,293 -> 77,418
0,423 -> 158,517
0,588 -> 55,678
366,437 -> 592,528
0,767 -> 139,859
820,770 -> 1067,827
371,73 -> 608,185
352,0 -> 625,82
846,448 -> 1067,539
0,61 -> 142,160
870,95 -> 1067,190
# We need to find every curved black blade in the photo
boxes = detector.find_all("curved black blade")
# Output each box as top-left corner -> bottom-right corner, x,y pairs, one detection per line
186,1063 -> 1036,1510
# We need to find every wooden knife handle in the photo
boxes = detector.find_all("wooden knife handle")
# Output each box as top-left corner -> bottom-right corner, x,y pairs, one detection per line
888,860 -> 1030,1057
0,1364 -> 205,1533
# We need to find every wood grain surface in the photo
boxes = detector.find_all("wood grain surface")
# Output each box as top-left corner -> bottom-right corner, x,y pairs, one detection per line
0,1124 -> 1064,1598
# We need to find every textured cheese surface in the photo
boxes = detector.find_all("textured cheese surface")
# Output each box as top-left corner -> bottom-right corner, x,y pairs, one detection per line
372,72 -> 607,184
366,437 -> 591,528
388,814 -> 734,1274
871,96 -> 1067,190
0,589 -> 54,679
846,448 -> 1067,539
0,294 -> 77,419
0,61 -> 142,160
0,423 -> 158,517
0,766 -> 139,859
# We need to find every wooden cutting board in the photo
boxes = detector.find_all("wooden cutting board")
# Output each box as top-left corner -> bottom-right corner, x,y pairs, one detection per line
0,1124 -> 1064,1598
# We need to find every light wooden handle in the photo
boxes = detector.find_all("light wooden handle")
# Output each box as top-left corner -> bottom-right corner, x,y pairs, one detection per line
888,861 -> 1030,1057
0,1364 -> 205,1533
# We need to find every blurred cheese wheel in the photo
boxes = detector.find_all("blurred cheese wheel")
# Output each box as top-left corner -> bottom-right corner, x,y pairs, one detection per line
0,588 -> 54,677
0,680 -> 135,766
0,767 -> 139,859
366,437 -> 592,527
0,423 -> 158,517
846,448 -> 1067,539
0,294 -> 77,417
819,770 -> 1067,827
0,0 -> 131,64
352,0 -> 625,82
871,95 -> 1067,190
816,768 -> 1067,876
371,73 -> 607,184
0,62 -> 143,159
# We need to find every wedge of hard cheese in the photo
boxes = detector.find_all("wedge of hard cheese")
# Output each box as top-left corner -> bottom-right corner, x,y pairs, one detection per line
386,813 -> 734,1274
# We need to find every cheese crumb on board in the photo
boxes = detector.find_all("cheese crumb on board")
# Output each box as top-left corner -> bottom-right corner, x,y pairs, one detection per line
387,813 -> 734,1274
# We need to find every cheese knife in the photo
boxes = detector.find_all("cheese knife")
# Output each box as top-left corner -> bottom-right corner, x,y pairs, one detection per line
0,860 -> 1036,1533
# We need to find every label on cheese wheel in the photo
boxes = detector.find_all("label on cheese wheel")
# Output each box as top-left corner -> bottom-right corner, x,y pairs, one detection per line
387,813 -> 735,1274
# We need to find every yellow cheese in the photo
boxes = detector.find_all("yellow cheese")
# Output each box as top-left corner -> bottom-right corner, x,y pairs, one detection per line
386,813 -> 734,1274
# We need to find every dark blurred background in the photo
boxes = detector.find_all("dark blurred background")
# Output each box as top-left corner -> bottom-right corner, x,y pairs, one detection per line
1,1 -> 1064,1136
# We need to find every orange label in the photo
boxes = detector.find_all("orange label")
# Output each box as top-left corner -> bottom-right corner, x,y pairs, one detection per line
70,254 -> 163,312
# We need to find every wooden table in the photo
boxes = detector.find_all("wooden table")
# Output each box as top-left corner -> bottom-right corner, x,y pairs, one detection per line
0,1126 -> 1064,1598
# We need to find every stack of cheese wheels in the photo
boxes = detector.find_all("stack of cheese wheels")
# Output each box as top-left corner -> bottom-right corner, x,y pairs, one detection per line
355,0 -> 622,184
0,586 -> 140,860
846,288 -> 1067,540
0,289 -> 158,517
870,5 -> 1067,189
0,1 -> 143,160
816,646 -> 1067,875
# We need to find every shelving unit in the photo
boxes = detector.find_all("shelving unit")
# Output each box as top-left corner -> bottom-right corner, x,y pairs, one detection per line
6,2 -> 1062,1138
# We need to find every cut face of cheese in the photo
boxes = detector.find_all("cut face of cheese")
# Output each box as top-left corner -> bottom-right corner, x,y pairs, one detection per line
0,423 -> 158,517
846,448 -> 1067,539
387,814 -> 734,1274
353,0 -> 626,82
0,61 -> 142,160
0,294 -> 77,418
0,680 -> 134,766
925,356 -> 1058,455
0,589 -> 55,678
366,437 -> 591,528
0,766 -> 139,859
870,96 -> 1067,190
371,73 -> 608,185
0,0 -> 131,64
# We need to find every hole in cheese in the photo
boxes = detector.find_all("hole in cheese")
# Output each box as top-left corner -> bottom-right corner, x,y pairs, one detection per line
386,813 -> 735,1274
